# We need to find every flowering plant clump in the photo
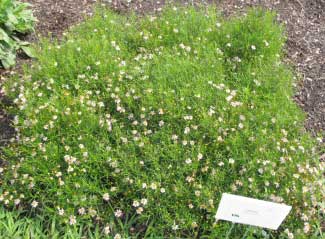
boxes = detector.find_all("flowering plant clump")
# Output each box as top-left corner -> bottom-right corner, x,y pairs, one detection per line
1,6 -> 324,238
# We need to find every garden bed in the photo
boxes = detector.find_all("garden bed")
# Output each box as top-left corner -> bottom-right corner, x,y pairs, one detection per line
0,0 -> 324,238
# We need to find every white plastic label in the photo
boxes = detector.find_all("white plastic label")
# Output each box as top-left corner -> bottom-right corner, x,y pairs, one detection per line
215,193 -> 292,230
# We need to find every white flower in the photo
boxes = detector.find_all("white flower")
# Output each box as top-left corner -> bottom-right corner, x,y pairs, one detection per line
103,193 -> 110,201
136,207 -> 143,214
58,179 -> 65,186
208,108 -> 215,116
185,158 -> 192,164
31,200 -> 38,208
133,200 -> 140,207
160,188 -> 166,193
150,183 -> 157,190
229,158 -> 235,164
303,222 -> 310,233
88,208 -> 97,217
114,234 -> 121,239
251,45 -> 256,50
114,209 -> 123,218
121,137 -> 128,143
14,199 -> 20,205
159,120 -> 164,127
197,153 -> 203,160
58,207 -> 65,216
141,198 -> 148,205
104,225 -> 111,235
69,215 -> 76,225
67,166 -> 74,173
172,222 -> 179,230
78,207 -> 85,215
171,134 -> 178,140
184,127 -> 190,134
301,214 -> 309,221
254,80 -> 261,86
226,95 -> 233,102
191,222 -> 198,228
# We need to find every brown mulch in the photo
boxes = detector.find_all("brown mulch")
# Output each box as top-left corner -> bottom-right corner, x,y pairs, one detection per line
0,0 -> 324,148
22,0 -> 96,38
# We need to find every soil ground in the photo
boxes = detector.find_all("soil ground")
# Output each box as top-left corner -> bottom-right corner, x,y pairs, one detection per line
0,0 -> 324,147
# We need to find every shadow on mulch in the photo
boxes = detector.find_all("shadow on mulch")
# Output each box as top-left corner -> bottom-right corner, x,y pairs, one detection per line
0,96 -> 14,149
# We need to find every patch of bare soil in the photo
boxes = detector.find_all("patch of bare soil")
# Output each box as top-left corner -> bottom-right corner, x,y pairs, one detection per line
22,0 -> 96,37
0,97 -> 14,147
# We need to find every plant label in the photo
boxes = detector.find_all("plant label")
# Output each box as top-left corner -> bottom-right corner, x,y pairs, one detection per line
215,193 -> 292,230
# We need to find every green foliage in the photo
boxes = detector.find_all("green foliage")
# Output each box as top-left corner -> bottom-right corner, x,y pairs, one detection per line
0,0 -> 35,68
0,208 -> 323,239
1,6 -> 324,238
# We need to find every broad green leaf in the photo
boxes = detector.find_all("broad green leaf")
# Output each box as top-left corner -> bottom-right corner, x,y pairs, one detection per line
8,12 -> 18,25
0,28 -> 11,42
1,50 -> 16,68
0,0 -> 35,68
21,45 -> 35,58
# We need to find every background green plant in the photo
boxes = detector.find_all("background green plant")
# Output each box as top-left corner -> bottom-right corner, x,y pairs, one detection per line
0,0 -> 35,68
1,5 -> 324,238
